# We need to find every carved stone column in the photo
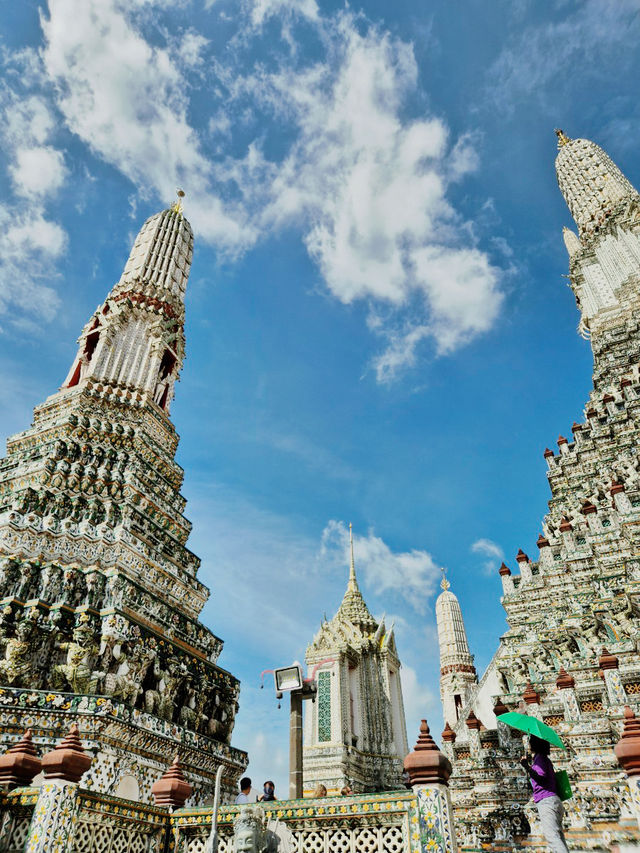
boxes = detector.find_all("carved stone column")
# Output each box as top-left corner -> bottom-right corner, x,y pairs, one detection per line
499,561 -> 513,596
465,710 -> 482,757
599,649 -> 625,705
614,706 -> 640,831
440,722 -> 456,762
404,720 -> 458,853
24,724 -> 92,853
556,668 -> 579,719
522,683 -> 542,720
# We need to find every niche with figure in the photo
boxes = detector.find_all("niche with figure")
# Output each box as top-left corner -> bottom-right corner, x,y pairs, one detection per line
154,348 -> 177,410
66,319 -> 102,388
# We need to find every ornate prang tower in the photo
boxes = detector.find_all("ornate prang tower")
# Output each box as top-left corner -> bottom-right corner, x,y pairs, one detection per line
436,572 -> 477,729
440,131 -> 640,850
0,198 -> 247,803
303,525 -> 408,794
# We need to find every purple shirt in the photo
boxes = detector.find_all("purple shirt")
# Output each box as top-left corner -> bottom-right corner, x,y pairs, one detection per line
529,754 -> 557,803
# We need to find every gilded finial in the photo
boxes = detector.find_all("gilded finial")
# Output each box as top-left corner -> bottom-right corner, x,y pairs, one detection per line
555,129 -> 571,149
172,188 -> 186,215
440,567 -> 450,592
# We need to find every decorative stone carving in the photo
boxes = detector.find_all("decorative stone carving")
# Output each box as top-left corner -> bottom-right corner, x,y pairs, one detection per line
0,202 -> 247,802
52,616 -> 102,693
438,132 -> 640,850
0,618 -> 35,686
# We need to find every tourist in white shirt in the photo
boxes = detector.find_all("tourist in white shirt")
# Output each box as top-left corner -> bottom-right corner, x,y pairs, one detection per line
235,777 -> 260,804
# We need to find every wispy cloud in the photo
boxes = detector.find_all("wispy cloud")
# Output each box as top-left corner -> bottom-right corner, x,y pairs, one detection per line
14,0 -> 505,380
0,78 -> 65,331
321,519 -> 442,611
230,13 -> 503,373
487,0 -> 640,111
40,0 -> 254,249
401,663 -> 436,741
471,537 -> 504,576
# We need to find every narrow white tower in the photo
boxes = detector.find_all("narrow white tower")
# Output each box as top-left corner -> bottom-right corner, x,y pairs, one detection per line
303,525 -> 408,794
554,129 -> 640,328
62,199 -> 193,414
436,571 -> 477,728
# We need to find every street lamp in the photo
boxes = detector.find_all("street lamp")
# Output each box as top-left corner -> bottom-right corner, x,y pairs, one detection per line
262,658 -> 334,800
274,664 -> 304,694
272,662 -> 315,800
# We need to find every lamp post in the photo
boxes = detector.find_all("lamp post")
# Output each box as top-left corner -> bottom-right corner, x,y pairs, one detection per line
272,663 -> 317,799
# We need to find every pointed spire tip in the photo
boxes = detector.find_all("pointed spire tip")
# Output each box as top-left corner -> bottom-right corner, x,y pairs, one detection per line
440,567 -> 450,592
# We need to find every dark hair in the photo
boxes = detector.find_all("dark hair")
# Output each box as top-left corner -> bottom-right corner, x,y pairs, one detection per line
264,781 -> 274,788
240,777 -> 252,791
529,735 -> 550,756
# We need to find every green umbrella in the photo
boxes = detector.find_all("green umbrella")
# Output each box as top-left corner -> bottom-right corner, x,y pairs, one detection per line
496,712 -> 565,749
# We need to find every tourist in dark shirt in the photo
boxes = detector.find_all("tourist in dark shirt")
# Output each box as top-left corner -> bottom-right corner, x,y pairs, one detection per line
259,781 -> 276,802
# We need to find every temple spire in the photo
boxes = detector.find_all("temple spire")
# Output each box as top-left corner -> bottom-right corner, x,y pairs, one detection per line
335,523 -> 376,629
60,204 -> 193,414
172,188 -> 185,215
440,567 -> 450,592
555,129 -> 640,237
348,522 -> 358,591
435,574 -> 478,727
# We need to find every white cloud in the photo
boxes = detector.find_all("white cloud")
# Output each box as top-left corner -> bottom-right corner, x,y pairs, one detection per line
4,95 -> 55,146
177,30 -> 210,67
10,146 -> 67,198
40,0 -> 253,249
25,0 -> 503,375
0,206 -> 65,328
371,324 -> 430,385
250,0 -> 319,28
4,211 -> 66,258
471,537 -> 504,576
321,519 -> 442,612
231,13 -> 503,376
413,246 -> 503,354
0,82 -> 66,330
401,664 -> 436,743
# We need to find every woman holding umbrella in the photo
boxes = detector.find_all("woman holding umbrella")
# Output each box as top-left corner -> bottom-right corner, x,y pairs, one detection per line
520,734 -> 569,853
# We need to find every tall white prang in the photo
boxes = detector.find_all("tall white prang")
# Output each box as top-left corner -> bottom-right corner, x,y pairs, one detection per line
0,201 -> 247,804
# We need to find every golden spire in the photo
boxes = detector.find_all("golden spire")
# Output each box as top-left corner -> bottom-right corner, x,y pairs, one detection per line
440,567 -> 450,592
335,522 -> 376,629
348,522 -> 357,590
172,188 -> 186,215
555,128 -> 571,149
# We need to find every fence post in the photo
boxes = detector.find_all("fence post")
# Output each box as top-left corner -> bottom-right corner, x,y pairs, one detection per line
404,719 -> 458,853
24,723 -> 91,853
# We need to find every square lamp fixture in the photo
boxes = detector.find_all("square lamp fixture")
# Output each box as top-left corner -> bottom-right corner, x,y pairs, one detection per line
274,665 -> 304,692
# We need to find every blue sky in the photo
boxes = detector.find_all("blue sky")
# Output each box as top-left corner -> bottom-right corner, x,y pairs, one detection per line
1,0 -> 640,796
